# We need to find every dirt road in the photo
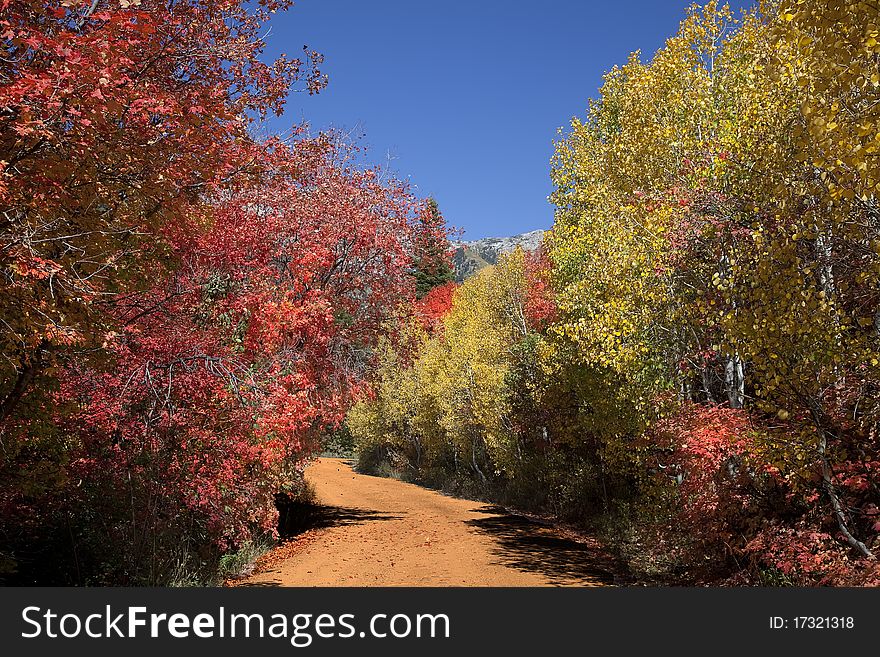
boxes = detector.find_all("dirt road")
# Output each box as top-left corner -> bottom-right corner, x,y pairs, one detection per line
238,457 -> 622,587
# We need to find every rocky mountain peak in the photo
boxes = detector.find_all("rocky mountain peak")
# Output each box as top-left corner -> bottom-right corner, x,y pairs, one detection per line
451,229 -> 545,282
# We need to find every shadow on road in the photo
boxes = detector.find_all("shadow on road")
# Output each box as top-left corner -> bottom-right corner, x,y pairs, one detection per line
232,502 -> 404,587
277,500 -> 403,539
465,505 -> 626,586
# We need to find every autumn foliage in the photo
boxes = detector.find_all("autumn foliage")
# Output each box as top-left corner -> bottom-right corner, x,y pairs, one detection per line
3,0 -> 879,587
0,1 -> 445,584
350,1 -> 880,586
415,281 -> 457,333
1,0 -> 325,413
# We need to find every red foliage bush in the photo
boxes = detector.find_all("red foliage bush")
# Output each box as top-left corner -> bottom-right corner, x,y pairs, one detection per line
0,137 -> 423,583
415,281 -> 457,333
641,400 -> 879,585
644,403 -> 764,571
523,249 -> 557,330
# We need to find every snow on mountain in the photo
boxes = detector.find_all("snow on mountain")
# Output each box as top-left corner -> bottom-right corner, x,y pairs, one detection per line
451,229 -> 545,282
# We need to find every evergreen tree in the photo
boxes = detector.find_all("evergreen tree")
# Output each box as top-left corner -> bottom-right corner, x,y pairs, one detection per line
413,198 -> 455,298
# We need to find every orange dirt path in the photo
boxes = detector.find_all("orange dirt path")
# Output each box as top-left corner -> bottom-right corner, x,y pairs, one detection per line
238,457 -> 621,587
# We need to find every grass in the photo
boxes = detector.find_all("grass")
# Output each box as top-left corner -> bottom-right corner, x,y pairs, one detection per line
214,537 -> 277,583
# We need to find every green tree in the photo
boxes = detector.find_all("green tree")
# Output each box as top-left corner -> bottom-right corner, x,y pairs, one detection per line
412,198 -> 455,298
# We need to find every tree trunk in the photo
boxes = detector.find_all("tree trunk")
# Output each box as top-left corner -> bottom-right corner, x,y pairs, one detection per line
701,366 -> 715,403
819,430 -> 874,559
471,437 -> 488,485
724,354 -> 744,409
717,254 -> 744,409
0,345 -> 45,424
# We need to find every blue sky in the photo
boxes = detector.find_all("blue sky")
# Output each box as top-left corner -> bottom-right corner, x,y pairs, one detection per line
264,1 -> 753,240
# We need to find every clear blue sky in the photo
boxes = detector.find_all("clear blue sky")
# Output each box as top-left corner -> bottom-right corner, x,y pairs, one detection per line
264,1 -> 753,240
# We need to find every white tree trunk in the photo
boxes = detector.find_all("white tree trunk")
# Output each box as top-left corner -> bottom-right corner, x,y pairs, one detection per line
725,354 -> 744,409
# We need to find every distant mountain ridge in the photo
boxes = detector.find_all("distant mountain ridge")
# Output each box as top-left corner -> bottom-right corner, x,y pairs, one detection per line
451,229 -> 544,282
